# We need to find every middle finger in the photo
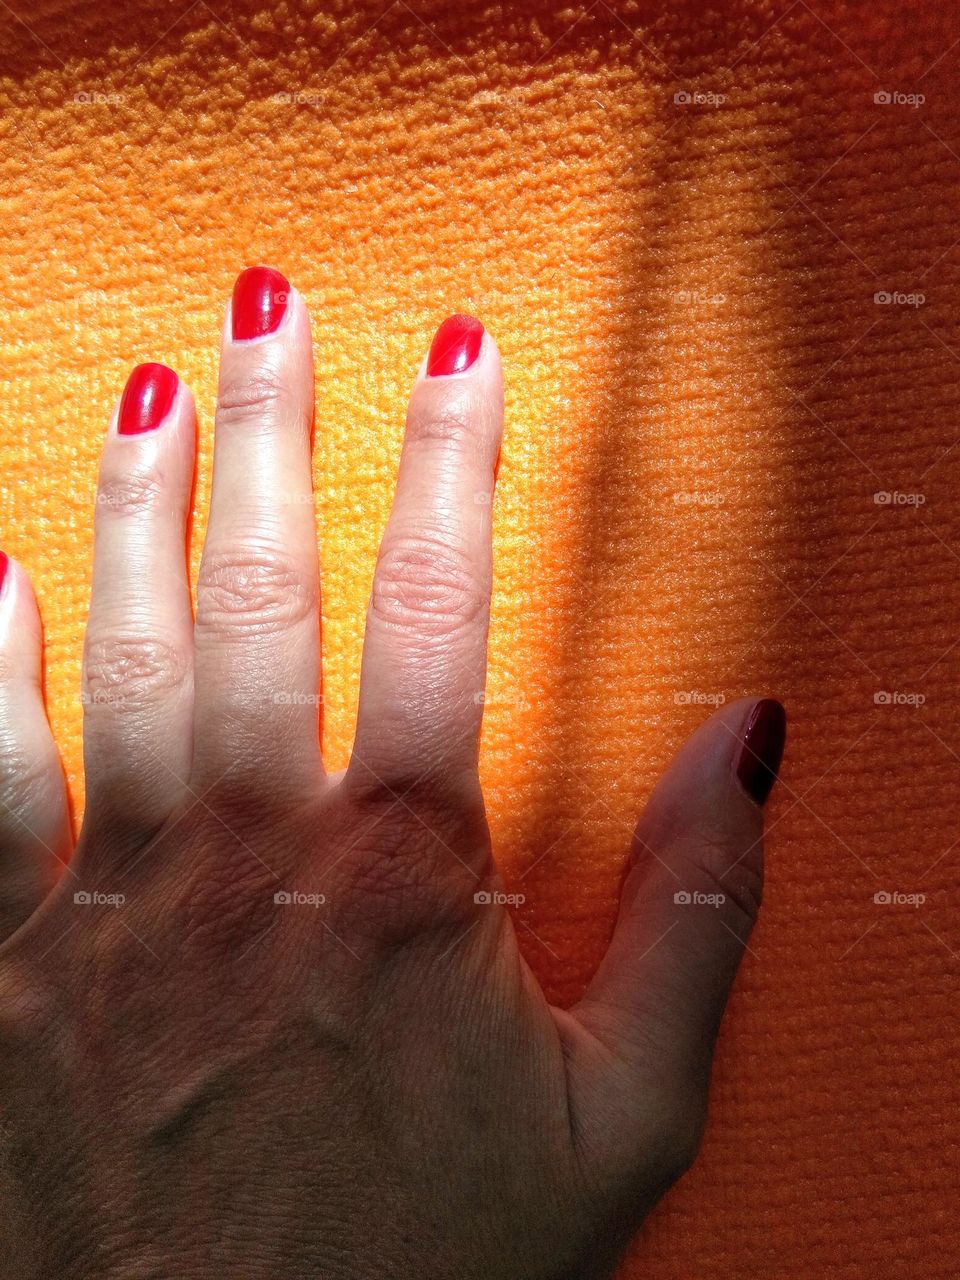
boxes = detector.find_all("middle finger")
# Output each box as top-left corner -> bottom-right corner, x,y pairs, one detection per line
192,267 -> 323,793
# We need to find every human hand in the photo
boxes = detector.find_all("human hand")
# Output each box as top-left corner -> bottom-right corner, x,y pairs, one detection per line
0,268 -> 785,1279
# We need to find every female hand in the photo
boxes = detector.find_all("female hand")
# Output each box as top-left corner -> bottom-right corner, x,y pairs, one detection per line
0,268 -> 785,1279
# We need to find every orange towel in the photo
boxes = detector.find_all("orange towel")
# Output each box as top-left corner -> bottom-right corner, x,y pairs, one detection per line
2,0 -> 958,1273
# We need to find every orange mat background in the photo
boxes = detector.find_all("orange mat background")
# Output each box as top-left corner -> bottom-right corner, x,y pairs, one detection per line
2,0 -> 959,1274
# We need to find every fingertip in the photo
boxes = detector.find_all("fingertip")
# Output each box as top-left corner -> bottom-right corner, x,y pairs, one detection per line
418,314 -> 501,386
110,364 -> 195,440
409,317 -> 504,461
225,266 -> 307,347
218,273 -> 312,419
667,695 -> 787,797
0,553 -> 34,611
734,698 -> 786,808
0,554 -> 43,673
425,313 -> 484,376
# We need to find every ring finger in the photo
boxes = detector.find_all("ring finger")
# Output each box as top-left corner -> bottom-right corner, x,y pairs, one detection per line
81,363 -> 196,840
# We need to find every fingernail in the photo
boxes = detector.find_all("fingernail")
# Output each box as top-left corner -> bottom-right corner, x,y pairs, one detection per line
0,553 -> 8,596
736,699 -> 786,806
232,266 -> 290,340
118,363 -> 179,435
426,314 -> 484,376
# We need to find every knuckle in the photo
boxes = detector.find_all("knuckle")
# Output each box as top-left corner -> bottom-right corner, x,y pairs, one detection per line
96,470 -> 167,519
717,861 -> 763,925
215,371 -> 287,428
676,827 -> 764,927
406,395 -> 479,449
83,634 -> 187,713
196,547 -> 315,639
344,834 -> 444,922
370,533 -> 484,637
0,732 -> 59,817
0,652 -> 22,686
0,957 -> 58,1044
334,792 -> 488,941
179,853 -> 284,959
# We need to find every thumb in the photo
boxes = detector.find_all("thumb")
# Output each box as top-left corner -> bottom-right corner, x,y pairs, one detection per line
565,697 -> 786,1178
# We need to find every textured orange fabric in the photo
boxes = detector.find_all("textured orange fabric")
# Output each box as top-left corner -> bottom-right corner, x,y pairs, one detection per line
2,0 -> 959,1273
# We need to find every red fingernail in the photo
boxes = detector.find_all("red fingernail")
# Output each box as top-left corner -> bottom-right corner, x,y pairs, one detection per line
0,553 -> 8,595
118,363 -> 178,435
232,266 -> 290,340
736,699 -> 786,806
426,314 -> 484,376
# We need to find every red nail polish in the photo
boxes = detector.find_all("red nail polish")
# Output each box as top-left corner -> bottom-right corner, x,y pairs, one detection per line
0,552 -> 8,595
118,363 -> 178,435
426,314 -> 484,376
232,266 -> 290,340
736,700 -> 786,806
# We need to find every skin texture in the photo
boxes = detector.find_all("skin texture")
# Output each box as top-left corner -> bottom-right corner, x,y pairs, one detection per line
0,276 -> 779,1279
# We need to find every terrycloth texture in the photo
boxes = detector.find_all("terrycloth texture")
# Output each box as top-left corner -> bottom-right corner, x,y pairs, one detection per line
2,0 -> 959,1273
